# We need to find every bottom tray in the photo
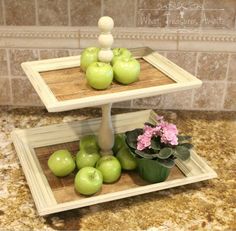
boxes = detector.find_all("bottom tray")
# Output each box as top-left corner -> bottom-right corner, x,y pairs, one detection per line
11,110 -> 217,216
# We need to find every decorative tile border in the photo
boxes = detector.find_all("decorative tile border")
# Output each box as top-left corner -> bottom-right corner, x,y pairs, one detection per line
0,27 -> 236,51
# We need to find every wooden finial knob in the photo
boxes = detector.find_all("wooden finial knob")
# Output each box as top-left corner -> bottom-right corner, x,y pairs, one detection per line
98,16 -> 114,33
98,34 -> 114,48
98,16 -> 114,63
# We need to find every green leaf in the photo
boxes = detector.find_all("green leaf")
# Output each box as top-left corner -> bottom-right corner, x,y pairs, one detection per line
151,139 -> 161,151
135,150 -> 154,159
178,135 -> 192,142
125,129 -> 143,149
174,146 -> 190,161
157,158 -> 175,168
157,148 -> 173,159
144,122 -> 156,127
180,143 -> 193,149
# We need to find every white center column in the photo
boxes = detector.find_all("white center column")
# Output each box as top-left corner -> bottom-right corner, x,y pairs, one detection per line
97,16 -> 115,155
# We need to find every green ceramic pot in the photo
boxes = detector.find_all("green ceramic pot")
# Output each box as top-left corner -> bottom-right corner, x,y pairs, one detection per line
136,158 -> 171,183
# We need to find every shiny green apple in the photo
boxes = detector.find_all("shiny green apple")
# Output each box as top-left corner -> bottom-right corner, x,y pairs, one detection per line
96,156 -> 121,183
74,167 -> 103,195
86,62 -> 113,90
116,147 -> 137,170
76,147 -> 100,169
112,133 -> 127,154
112,48 -> 132,65
113,57 -> 140,85
79,135 -> 99,152
80,47 -> 100,72
48,150 -> 75,177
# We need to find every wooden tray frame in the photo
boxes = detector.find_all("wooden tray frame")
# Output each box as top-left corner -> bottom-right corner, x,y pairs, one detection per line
11,110 -> 217,216
21,47 -> 202,112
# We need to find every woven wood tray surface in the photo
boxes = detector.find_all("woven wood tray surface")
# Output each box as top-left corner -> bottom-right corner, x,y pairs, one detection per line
35,141 -> 185,203
40,59 -> 175,101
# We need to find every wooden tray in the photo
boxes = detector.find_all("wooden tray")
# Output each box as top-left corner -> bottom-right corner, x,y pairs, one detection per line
21,47 -> 202,112
11,110 -> 217,216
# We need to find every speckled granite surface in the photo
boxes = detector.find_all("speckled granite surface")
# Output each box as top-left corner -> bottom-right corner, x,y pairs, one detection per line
0,107 -> 235,230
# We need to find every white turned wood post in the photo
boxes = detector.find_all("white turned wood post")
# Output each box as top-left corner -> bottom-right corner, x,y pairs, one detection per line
98,103 -> 114,155
97,16 -> 114,155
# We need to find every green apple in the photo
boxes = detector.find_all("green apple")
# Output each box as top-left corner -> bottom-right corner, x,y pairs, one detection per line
80,47 -> 100,72
48,150 -> 75,177
112,48 -> 132,65
86,62 -> 113,90
74,167 -> 103,195
116,147 -> 137,170
80,135 -> 99,152
112,133 -> 126,154
113,57 -> 140,85
76,147 -> 100,169
96,156 -> 121,183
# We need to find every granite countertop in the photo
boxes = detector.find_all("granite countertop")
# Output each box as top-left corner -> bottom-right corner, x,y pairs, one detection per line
0,107 -> 235,230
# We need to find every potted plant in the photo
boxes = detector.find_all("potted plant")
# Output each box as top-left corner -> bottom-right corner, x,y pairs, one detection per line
125,116 -> 193,183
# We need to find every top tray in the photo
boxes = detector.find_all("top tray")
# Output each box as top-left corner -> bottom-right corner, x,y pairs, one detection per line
21,47 -> 202,112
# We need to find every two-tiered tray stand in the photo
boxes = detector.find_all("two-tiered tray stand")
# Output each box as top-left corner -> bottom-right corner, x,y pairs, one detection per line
11,17 -> 217,216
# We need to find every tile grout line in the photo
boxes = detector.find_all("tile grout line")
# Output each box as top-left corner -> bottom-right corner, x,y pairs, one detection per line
6,48 -> 13,105
199,0 -> 205,28
133,0 -> 137,27
68,0 -> 71,26
220,54 -> 231,110
35,0 -> 39,26
191,52 -> 200,109
37,48 -> 41,60
2,0 -> 6,25
101,0 -> 104,16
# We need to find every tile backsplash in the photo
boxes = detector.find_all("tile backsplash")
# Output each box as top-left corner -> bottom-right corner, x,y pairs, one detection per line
0,0 -> 235,111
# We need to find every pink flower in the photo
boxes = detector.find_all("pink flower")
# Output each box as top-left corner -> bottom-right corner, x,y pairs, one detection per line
137,134 -> 151,150
143,125 -> 155,137
159,122 -> 178,145
156,115 -> 164,122
136,116 -> 179,150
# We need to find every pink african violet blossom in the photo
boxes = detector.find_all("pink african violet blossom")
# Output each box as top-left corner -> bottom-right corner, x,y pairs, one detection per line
137,134 -> 151,151
136,116 -> 179,150
159,121 -> 179,146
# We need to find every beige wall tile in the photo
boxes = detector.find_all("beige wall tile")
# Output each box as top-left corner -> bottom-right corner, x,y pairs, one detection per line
113,101 -> 132,108
169,0 -> 203,9
228,54 -> 236,82
133,90 -> 193,110
39,49 -> 69,60
168,0 -> 203,28
193,82 -> 225,110
10,49 -> 39,76
0,0 -> 3,25
138,0 -> 170,9
133,95 -> 163,109
0,78 -> 11,104
168,10 -> 202,28
71,0 -> 101,26
197,53 -> 228,81
70,49 -> 82,56
104,0 -> 135,27
5,0 -> 36,25
224,83 -> 236,110
202,0 -> 236,29
166,51 -> 197,75
161,90 -> 193,109
0,49 -> 8,76
12,78 -> 42,106
38,0 -> 68,26
137,0 -> 169,27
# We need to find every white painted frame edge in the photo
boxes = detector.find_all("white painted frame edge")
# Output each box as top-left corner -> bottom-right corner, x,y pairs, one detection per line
11,110 -> 217,216
21,48 -> 202,112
